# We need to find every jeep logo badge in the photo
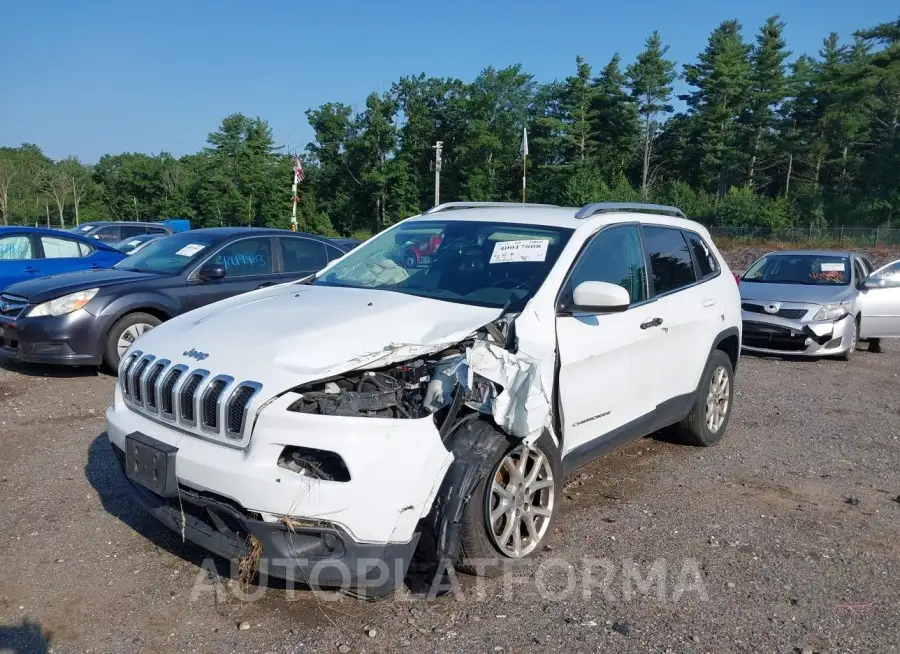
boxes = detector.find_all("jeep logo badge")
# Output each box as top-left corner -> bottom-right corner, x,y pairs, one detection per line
183,348 -> 209,361
763,303 -> 781,314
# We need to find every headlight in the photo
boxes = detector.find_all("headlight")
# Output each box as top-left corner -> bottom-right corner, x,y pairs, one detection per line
28,288 -> 99,317
813,300 -> 851,321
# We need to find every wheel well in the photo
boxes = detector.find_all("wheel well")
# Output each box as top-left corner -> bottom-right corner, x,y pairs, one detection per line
119,307 -> 171,324
715,334 -> 740,371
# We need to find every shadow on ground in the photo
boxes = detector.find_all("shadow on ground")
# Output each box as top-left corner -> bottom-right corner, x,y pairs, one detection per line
0,358 -> 106,378
0,620 -> 51,654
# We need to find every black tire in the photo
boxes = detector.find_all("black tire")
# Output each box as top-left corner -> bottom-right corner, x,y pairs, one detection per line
437,421 -> 563,576
837,316 -> 859,362
672,349 -> 735,447
868,338 -> 884,354
404,254 -> 417,269
103,312 -> 162,370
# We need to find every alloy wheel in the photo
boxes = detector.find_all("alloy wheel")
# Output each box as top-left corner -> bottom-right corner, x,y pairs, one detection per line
117,323 -> 154,358
705,365 -> 730,433
487,443 -> 555,558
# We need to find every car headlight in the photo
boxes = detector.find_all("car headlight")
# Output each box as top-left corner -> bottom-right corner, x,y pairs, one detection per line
28,288 -> 100,317
813,300 -> 851,321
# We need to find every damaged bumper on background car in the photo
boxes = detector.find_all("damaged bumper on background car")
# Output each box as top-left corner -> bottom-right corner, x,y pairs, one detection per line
106,313 -> 553,595
741,310 -> 854,356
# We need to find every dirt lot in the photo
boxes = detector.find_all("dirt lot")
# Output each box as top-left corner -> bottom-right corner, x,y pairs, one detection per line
2,251 -> 900,653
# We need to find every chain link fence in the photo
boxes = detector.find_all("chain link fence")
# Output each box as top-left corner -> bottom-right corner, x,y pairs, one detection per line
707,226 -> 900,248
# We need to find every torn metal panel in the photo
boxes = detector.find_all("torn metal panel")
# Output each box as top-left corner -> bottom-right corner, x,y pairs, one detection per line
466,340 -> 551,443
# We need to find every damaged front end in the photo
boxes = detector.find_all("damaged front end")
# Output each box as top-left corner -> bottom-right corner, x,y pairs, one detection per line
286,315 -> 552,444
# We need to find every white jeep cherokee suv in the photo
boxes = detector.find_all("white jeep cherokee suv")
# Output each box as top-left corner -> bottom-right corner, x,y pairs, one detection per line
106,202 -> 741,597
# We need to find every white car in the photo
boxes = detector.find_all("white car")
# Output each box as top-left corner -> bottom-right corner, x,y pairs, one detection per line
106,202 -> 742,597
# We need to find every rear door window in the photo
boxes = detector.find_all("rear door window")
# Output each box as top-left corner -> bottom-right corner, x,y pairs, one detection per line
40,236 -> 85,258
684,231 -> 719,279
642,226 -> 698,295
280,237 -> 329,272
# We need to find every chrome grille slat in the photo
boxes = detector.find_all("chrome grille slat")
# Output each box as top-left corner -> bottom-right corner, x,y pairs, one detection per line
129,355 -> 155,406
200,375 -> 234,433
142,360 -> 169,413
158,365 -> 187,421
120,352 -> 262,443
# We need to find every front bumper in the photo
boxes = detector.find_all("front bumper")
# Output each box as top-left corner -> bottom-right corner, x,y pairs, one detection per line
106,385 -> 453,581
111,442 -> 418,593
741,311 -> 854,356
0,309 -> 104,366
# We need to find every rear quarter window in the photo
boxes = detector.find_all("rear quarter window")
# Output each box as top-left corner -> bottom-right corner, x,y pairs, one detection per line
684,231 -> 719,279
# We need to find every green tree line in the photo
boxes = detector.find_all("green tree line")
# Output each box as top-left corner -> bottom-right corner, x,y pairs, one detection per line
1,15 -> 898,237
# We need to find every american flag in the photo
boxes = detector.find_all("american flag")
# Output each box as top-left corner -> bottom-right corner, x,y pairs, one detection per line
293,156 -> 304,184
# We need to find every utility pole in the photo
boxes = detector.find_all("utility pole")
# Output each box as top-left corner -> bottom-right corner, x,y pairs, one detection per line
432,141 -> 443,206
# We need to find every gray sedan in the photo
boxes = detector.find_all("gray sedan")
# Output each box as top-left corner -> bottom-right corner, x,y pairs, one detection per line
739,249 -> 900,360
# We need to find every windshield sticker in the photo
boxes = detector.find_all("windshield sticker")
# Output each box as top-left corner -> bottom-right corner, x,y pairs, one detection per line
126,240 -> 141,247
175,244 -> 206,257
489,239 -> 550,264
821,262 -> 845,272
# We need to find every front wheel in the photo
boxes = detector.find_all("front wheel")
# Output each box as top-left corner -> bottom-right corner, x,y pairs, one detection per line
452,423 -> 562,575
103,312 -> 161,370
837,317 -> 858,361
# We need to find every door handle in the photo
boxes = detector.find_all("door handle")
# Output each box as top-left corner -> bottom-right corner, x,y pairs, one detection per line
702,298 -> 717,308
23,266 -> 40,273
258,282 -> 275,289
640,317 -> 664,330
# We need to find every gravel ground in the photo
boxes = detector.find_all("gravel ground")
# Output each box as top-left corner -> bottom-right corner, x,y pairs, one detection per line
2,250 -> 900,654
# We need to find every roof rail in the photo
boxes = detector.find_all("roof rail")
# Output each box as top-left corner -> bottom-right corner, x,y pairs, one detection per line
424,201 -> 559,215
574,202 -> 686,220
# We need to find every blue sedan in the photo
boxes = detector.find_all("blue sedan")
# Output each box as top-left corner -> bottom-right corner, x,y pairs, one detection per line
0,227 -> 126,291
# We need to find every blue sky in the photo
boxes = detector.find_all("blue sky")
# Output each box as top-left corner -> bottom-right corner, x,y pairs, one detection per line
3,0 -> 897,162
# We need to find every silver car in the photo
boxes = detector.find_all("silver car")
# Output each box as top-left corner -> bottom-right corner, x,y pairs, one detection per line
739,249 -> 900,360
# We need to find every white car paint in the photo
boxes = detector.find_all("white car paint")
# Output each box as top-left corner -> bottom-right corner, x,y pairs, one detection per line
106,204 -> 741,565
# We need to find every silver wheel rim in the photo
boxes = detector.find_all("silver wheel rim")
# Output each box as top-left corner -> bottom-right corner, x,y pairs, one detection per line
705,365 -> 730,433
117,323 -> 153,357
487,443 -> 555,558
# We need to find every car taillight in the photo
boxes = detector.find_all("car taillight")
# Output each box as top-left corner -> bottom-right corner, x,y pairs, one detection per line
733,273 -> 740,285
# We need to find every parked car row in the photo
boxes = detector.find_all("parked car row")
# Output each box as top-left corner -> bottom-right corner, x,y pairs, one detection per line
0,227 -> 359,368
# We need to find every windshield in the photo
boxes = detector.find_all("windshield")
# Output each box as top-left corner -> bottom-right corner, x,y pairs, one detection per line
115,232 -> 218,274
743,254 -> 851,286
313,220 -> 573,309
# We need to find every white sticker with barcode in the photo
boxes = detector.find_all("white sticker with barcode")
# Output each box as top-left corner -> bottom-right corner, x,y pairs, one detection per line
489,239 -> 550,264
175,244 -> 206,257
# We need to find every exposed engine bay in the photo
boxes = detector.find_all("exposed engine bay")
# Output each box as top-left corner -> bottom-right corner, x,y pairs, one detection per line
286,315 -> 552,441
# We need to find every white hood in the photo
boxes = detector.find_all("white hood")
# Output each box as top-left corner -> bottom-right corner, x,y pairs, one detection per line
130,283 -> 501,394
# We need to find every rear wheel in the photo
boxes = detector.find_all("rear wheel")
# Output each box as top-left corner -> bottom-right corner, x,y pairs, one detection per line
868,338 -> 883,354
673,349 -> 735,447
103,312 -> 161,370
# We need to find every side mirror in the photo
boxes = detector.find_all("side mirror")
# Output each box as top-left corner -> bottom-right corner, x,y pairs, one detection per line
863,276 -> 887,289
563,281 -> 631,314
198,262 -> 226,281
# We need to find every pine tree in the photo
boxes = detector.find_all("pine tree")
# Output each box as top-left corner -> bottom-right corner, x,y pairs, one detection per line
589,54 -> 639,184
741,16 -> 791,190
682,20 -> 753,198
626,31 -> 677,197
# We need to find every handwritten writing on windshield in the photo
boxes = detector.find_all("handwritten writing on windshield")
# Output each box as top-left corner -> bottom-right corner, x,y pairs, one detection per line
215,254 -> 267,269
809,271 -> 847,282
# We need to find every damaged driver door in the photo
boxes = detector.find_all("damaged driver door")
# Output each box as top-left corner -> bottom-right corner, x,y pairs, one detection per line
555,225 -> 657,457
